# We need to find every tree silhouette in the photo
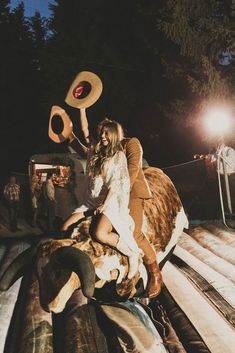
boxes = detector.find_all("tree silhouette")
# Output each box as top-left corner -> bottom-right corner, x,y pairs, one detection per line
157,0 -> 235,127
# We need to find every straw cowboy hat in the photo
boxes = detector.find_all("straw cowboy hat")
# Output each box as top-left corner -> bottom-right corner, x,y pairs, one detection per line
65,71 -> 103,109
48,105 -> 73,143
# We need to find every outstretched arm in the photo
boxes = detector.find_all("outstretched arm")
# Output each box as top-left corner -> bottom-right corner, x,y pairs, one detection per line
68,108 -> 90,156
80,108 -> 90,144
68,132 -> 88,157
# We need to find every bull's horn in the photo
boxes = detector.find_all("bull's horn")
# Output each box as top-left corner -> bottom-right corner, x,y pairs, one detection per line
0,246 -> 37,291
52,246 -> 95,299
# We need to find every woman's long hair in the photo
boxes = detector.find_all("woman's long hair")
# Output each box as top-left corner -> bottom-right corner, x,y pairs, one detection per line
91,119 -> 123,177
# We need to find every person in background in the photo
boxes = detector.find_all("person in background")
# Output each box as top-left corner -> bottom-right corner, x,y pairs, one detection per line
31,174 -> 41,227
3,175 -> 20,232
43,172 -> 56,234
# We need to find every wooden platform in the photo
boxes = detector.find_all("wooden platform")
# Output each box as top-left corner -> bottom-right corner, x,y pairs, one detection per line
164,224 -> 235,353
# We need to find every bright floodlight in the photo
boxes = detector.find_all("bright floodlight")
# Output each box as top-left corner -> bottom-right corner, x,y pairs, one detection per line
204,106 -> 232,137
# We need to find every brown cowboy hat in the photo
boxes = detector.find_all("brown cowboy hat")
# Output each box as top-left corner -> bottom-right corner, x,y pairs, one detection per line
65,71 -> 103,109
48,105 -> 73,143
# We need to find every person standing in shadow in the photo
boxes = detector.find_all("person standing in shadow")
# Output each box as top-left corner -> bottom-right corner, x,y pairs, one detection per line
31,174 -> 42,227
43,172 -> 56,234
3,175 -> 20,232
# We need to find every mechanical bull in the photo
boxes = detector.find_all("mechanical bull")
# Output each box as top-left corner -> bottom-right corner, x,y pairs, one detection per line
0,167 -> 188,353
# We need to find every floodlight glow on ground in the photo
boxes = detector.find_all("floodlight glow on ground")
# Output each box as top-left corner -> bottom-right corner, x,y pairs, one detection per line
204,106 -> 232,137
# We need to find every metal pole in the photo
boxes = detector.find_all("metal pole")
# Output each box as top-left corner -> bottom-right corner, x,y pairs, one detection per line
217,145 -> 226,225
221,144 -> 233,214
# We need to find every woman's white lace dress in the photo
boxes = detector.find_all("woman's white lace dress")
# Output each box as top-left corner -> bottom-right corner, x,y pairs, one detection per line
74,149 -> 139,252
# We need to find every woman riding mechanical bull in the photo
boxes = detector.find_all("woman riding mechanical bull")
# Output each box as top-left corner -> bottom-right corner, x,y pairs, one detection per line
63,112 -> 162,298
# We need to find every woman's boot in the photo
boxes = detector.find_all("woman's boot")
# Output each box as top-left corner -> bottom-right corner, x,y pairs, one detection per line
145,261 -> 162,298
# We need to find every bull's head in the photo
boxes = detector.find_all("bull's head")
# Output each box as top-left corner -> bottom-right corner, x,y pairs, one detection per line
0,238 -> 148,313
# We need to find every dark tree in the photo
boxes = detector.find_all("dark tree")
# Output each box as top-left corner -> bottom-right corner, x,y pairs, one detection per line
0,2 -> 49,178
157,0 -> 235,124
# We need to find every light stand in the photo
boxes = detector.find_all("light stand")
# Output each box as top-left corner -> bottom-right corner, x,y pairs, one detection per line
216,141 -> 234,228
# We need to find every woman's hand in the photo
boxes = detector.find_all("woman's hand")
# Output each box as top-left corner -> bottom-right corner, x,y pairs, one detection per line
96,203 -> 106,214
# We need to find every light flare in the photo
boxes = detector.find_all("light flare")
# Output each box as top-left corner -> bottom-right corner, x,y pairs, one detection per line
204,106 -> 232,137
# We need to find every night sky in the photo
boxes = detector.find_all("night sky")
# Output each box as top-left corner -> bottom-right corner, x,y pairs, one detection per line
10,0 -> 53,17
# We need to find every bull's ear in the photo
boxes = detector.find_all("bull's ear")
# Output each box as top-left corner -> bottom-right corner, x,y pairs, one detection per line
53,246 -> 95,298
0,246 -> 37,291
